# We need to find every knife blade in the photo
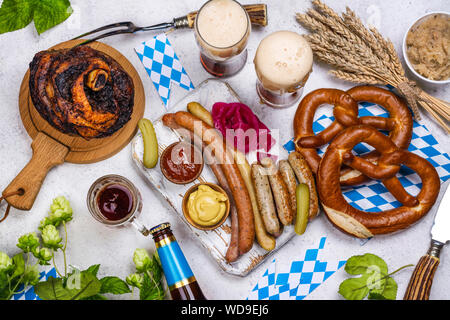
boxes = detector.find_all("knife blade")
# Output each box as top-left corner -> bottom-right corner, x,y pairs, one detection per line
404,182 -> 449,300
431,183 -> 450,244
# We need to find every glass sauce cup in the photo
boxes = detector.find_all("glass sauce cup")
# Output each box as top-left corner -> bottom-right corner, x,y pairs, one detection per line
86,174 -> 150,235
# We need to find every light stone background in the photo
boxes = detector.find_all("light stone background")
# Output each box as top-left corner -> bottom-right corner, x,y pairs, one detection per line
0,0 -> 449,300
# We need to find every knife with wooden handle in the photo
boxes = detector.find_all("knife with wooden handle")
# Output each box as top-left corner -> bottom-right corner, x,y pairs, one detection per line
404,183 -> 449,300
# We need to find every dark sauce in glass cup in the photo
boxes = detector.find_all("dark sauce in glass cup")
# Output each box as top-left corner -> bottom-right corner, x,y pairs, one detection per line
97,183 -> 134,221
87,175 -> 145,230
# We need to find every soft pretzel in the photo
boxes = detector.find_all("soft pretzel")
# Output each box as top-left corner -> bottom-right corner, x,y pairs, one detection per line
317,125 -> 440,238
294,86 -> 413,185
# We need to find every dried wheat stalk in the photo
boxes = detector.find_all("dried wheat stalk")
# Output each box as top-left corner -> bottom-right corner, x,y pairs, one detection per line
296,0 -> 450,133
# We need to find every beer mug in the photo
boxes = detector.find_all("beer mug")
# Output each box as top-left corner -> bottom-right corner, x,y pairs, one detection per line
254,31 -> 313,108
194,0 -> 251,77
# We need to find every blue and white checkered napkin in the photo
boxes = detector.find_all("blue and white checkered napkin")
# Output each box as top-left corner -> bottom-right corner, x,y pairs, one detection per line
283,101 -> 450,212
135,33 -> 195,107
12,267 -> 57,300
247,237 -> 346,300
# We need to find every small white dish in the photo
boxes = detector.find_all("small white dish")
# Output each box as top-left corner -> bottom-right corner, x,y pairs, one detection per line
402,11 -> 450,85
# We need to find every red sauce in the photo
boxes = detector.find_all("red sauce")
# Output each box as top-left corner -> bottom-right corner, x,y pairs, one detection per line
97,183 -> 133,221
161,142 -> 202,184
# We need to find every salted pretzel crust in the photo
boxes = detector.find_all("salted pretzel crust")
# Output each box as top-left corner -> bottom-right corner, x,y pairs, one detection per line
317,125 -> 440,238
294,86 -> 413,185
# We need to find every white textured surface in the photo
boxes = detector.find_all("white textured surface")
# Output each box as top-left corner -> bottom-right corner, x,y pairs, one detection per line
0,0 -> 449,300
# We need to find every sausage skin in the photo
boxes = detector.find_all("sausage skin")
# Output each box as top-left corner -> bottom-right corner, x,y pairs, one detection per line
288,151 -> 319,219
251,163 -> 282,236
260,157 -> 294,225
173,111 -> 255,254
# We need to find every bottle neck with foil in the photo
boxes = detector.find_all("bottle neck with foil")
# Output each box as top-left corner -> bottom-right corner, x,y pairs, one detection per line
150,222 -> 207,300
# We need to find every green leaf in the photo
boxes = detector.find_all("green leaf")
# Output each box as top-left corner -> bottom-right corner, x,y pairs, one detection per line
367,292 -> 386,300
99,276 -> 131,295
11,254 -> 25,278
35,272 -> 101,300
82,294 -> 108,300
0,272 -> 9,298
368,276 -> 398,300
338,274 -> 371,300
34,277 -> 73,300
345,253 -> 388,276
33,0 -> 72,34
0,0 -> 34,34
0,0 -> 73,35
23,264 -> 40,285
85,264 -> 101,277
139,272 -> 165,300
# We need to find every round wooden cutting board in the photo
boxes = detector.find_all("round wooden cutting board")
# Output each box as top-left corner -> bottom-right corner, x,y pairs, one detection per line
19,39 -> 145,163
4,39 -> 145,211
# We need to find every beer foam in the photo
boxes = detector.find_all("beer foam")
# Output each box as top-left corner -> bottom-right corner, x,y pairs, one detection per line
197,0 -> 249,48
254,31 -> 313,91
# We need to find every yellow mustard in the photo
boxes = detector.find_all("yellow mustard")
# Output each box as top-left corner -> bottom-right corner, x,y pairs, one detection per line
187,185 -> 228,226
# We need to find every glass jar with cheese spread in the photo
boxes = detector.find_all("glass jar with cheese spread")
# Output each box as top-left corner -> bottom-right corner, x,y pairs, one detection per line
254,31 -> 313,108
194,0 -> 251,77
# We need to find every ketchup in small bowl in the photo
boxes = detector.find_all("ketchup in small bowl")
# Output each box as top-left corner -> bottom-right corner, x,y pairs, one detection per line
160,141 -> 204,184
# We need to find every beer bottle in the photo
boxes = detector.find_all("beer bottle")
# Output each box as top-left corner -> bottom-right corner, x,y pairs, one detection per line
149,222 -> 207,300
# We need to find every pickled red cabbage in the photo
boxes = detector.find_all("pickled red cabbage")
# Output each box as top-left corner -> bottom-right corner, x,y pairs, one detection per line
211,102 -> 275,154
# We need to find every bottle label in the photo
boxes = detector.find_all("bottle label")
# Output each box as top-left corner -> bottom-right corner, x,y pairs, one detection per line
156,237 -> 195,288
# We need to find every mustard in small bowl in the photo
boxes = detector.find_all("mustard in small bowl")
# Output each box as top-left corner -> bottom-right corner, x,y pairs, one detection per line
182,183 -> 230,231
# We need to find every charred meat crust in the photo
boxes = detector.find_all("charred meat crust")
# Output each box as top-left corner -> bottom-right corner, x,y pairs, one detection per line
29,46 -> 134,139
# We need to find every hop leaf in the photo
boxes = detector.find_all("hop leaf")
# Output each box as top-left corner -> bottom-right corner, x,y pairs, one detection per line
133,249 -> 152,273
23,265 -> 40,285
0,252 -> 12,272
338,253 -> 409,300
17,232 -> 40,253
41,225 -> 63,250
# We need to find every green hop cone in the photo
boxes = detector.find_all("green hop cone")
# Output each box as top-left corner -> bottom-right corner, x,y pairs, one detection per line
41,225 -> 63,250
32,247 -> 53,265
38,217 -> 53,231
38,196 -> 73,230
17,232 -> 40,253
23,265 -> 40,286
0,252 -> 13,272
126,273 -> 144,289
133,249 -> 152,273
49,196 -> 73,227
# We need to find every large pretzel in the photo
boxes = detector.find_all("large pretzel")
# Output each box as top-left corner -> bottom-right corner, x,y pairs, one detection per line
294,86 -> 413,185
317,125 -> 440,238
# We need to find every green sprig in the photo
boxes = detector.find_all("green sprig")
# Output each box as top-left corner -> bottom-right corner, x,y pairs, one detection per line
338,253 -> 413,300
127,249 -> 165,300
2,196 -> 130,300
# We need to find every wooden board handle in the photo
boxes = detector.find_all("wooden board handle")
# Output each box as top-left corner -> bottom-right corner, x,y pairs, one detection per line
187,3 -> 268,28
3,132 -> 69,211
403,254 -> 440,300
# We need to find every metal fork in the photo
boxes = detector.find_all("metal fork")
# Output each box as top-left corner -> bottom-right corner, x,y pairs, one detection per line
72,18 -> 188,47
71,4 -> 267,47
